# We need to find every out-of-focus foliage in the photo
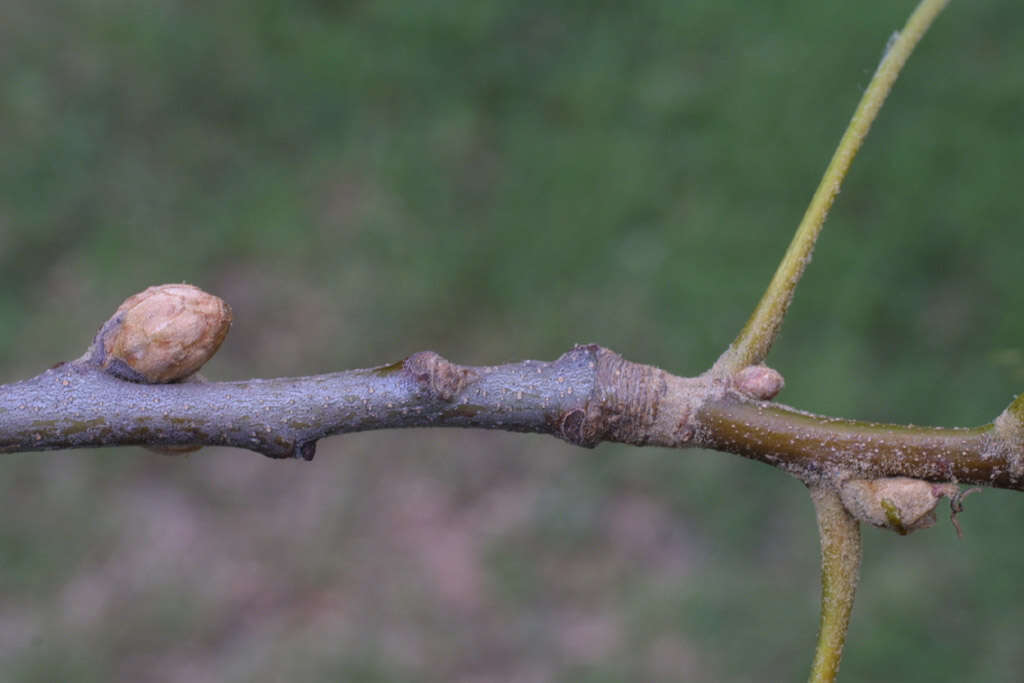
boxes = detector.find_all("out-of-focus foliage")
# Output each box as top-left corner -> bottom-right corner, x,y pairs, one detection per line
1,1 -> 1022,680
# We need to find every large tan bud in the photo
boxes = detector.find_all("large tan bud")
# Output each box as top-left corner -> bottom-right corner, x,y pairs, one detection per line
838,477 -> 959,535
97,284 -> 232,383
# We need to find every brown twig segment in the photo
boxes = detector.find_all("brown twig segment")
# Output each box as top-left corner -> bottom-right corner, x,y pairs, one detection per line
696,394 -> 1023,490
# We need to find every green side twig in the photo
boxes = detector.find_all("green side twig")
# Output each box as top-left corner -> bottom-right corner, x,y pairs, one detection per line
808,487 -> 862,683
713,0 -> 951,376
707,2 -> 951,681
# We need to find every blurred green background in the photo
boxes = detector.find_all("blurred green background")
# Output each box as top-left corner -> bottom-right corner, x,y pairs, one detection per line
2,0 -> 1023,680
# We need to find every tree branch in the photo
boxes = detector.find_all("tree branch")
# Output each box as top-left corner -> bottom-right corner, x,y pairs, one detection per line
0,345 -> 707,461
4,334 -> 1023,496
696,395 -> 1023,491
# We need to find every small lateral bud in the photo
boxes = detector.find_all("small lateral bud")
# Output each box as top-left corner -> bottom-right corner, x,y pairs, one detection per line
96,284 -> 232,383
838,477 -> 959,535
734,365 -> 784,400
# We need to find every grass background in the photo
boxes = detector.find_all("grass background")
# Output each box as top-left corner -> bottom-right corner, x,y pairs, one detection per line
2,0 -> 1023,680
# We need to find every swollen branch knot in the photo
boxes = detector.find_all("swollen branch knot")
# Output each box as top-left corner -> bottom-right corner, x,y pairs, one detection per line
587,347 -> 666,446
558,345 -> 701,449
403,351 -> 475,402
838,477 -> 961,536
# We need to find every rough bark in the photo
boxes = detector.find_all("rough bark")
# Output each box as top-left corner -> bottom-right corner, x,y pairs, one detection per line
3,343 -> 1024,494
0,345 -> 708,462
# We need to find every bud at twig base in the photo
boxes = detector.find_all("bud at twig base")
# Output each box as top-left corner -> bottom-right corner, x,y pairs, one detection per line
734,365 -> 784,400
838,477 -> 959,535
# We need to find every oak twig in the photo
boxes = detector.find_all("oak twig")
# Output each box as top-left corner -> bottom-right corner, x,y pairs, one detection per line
0,1 -> 1008,682
808,488 -> 862,683
712,2 -> 956,680
714,0 -> 951,376
0,346 -> 707,461
3,338 -> 1024,496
